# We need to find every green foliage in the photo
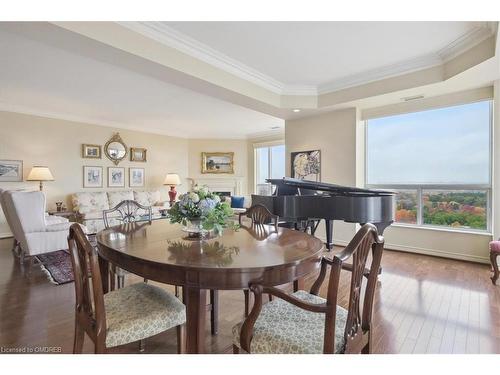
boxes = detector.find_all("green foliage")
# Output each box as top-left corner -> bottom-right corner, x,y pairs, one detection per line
168,185 -> 234,234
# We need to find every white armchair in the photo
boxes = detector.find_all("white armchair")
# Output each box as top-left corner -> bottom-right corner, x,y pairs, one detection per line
1,188 -> 71,255
1,190 -> 87,265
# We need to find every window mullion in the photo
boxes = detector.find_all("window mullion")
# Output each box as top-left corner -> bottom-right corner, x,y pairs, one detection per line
417,187 -> 423,226
268,147 -> 272,180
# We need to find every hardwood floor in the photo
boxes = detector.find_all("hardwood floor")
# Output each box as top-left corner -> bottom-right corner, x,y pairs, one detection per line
0,237 -> 498,354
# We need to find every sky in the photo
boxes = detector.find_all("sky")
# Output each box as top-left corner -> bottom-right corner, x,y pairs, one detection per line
366,100 -> 491,185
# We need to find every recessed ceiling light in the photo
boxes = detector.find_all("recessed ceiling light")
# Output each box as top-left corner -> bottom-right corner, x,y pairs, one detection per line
292,109 -> 301,113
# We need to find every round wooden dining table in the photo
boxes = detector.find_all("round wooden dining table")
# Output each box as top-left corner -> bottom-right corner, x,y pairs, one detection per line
96,219 -> 324,353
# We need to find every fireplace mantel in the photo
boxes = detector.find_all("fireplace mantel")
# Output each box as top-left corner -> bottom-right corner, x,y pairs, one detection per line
187,176 -> 244,196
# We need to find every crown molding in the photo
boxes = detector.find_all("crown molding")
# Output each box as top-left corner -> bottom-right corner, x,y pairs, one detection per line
437,22 -> 496,62
317,53 -> 443,94
118,22 -> 497,98
118,21 -> 286,95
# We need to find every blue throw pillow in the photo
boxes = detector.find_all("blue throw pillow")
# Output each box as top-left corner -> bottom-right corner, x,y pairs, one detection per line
231,196 -> 245,209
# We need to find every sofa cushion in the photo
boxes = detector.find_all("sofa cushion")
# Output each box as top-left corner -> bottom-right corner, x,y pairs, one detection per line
133,191 -> 161,207
80,210 -> 120,220
107,191 -> 134,209
231,196 -> 245,209
72,192 -> 109,214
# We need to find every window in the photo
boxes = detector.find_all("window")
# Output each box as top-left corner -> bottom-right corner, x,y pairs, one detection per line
366,100 -> 492,232
255,143 -> 285,194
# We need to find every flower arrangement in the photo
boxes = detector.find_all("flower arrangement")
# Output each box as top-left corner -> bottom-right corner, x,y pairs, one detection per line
168,185 -> 234,235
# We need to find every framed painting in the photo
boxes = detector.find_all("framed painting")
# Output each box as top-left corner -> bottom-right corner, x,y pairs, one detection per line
201,152 -> 234,174
129,167 -> 145,187
82,144 -> 102,159
0,160 -> 23,182
83,166 -> 103,188
291,150 -> 321,181
130,147 -> 147,162
108,167 -> 125,188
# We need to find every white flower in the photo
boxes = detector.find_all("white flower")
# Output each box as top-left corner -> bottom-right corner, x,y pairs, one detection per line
188,192 -> 200,203
199,185 -> 209,195
213,195 -> 221,203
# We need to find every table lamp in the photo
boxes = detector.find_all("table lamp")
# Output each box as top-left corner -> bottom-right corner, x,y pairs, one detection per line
164,173 -> 181,206
27,166 -> 54,191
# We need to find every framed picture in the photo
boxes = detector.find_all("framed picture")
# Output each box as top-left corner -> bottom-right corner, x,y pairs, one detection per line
129,167 -> 145,187
130,147 -> 147,162
291,150 -> 321,181
108,167 -> 125,188
83,166 -> 103,188
82,144 -> 102,159
0,160 -> 23,182
201,152 -> 234,174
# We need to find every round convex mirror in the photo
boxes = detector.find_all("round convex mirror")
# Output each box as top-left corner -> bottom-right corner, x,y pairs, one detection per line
104,133 -> 128,165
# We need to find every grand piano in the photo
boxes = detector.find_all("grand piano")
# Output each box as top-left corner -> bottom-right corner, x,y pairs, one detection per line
252,178 -> 396,250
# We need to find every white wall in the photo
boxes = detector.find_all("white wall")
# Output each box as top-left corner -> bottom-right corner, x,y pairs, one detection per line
0,111 -> 189,237
286,108 -> 358,243
187,138 -> 249,195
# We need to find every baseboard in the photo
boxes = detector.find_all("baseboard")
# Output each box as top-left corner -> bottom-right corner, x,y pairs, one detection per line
325,237 -> 490,264
0,231 -> 12,239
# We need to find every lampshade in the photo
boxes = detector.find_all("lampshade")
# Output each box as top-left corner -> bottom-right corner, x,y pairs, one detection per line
164,173 -> 181,186
27,166 -> 54,181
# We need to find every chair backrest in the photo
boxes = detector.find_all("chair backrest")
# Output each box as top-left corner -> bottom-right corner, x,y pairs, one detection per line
0,189 -> 15,236
102,199 -> 152,229
239,204 -> 278,230
68,223 -> 106,343
316,223 -> 384,354
1,191 -> 47,249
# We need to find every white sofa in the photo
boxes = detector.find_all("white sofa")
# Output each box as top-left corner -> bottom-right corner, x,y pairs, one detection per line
72,190 -> 169,233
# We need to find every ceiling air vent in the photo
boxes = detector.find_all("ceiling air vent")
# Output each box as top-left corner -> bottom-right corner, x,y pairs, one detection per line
401,94 -> 425,102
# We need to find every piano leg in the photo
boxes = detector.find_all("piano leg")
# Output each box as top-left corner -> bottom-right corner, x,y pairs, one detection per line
310,220 -> 320,236
325,219 -> 334,251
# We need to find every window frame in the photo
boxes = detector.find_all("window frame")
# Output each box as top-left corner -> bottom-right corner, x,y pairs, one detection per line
364,100 -> 493,234
254,140 -> 285,193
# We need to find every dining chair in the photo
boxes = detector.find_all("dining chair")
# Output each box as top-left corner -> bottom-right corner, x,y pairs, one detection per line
239,204 -> 280,316
103,200 -> 153,289
68,224 -> 186,354
238,204 -> 279,230
232,223 -> 384,354
102,199 -> 220,336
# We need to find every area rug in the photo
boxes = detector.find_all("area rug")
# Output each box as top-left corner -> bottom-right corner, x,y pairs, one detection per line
35,234 -> 97,285
36,250 -> 74,285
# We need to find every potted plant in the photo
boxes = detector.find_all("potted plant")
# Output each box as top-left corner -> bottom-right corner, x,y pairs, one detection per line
168,185 -> 234,237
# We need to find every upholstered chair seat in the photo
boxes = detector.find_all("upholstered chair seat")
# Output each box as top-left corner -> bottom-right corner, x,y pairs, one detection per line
103,282 -> 186,348
489,241 -> 500,253
232,290 -> 348,354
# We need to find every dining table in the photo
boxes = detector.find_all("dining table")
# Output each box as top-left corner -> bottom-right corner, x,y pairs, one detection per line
96,219 -> 324,353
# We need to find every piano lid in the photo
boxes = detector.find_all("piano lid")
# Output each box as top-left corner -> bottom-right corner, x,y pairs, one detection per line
266,177 -> 395,196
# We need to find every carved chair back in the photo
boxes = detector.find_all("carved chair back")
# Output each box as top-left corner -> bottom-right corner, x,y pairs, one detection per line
311,223 -> 384,353
68,223 -> 107,351
239,204 -> 278,230
103,200 -> 152,229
